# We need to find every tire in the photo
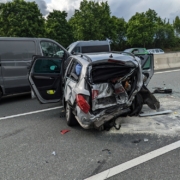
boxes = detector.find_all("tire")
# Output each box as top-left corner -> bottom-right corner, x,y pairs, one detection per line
65,102 -> 78,126
129,93 -> 143,116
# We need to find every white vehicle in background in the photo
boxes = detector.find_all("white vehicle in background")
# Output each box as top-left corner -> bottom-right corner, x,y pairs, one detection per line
147,49 -> 164,54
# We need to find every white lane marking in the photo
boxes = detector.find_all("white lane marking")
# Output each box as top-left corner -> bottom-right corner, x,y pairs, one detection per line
0,106 -> 62,121
155,69 -> 180,74
85,140 -> 180,180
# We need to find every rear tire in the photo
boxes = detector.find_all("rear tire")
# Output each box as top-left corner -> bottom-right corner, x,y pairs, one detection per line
129,93 -> 143,116
65,102 -> 78,126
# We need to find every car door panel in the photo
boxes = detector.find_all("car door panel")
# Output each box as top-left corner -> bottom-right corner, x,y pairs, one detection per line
135,54 -> 154,86
29,56 -> 63,104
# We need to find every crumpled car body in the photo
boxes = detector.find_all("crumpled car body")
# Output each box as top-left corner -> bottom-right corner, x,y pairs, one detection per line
29,52 -> 160,130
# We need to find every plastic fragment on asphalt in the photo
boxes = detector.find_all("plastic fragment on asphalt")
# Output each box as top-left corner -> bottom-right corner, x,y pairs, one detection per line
139,110 -> 172,117
144,138 -> 149,142
152,87 -> 172,94
52,151 -> 56,156
60,129 -> 70,135
102,149 -> 111,154
132,139 -> 141,143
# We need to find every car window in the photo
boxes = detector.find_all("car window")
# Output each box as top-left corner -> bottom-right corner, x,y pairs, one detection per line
33,58 -> 62,74
132,49 -> 139,54
143,57 -> 151,69
155,49 -> 159,53
159,49 -> 164,52
82,45 -> 109,53
66,59 -> 81,81
72,46 -> 80,54
138,48 -> 145,53
40,41 -> 65,58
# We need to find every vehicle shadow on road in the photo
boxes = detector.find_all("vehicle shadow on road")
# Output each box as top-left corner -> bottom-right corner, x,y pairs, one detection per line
0,93 -> 31,105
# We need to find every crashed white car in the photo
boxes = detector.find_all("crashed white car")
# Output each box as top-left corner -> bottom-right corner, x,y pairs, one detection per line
29,52 -> 160,130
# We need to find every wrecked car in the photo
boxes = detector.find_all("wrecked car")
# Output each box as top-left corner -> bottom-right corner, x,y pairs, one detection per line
29,52 -> 160,130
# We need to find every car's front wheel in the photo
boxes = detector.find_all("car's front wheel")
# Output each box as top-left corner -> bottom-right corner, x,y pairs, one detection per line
65,102 -> 78,126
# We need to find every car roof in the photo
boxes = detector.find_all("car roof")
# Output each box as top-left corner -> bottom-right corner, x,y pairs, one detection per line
72,52 -> 135,63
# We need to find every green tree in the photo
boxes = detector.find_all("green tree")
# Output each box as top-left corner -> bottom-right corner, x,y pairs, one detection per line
0,0 -> 45,37
69,0 -> 111,40
154,20 -> 176,48
45,10 -> 73,47
110,16 -> 127,50
173,16 -> 180,37
126,9 -> 158,47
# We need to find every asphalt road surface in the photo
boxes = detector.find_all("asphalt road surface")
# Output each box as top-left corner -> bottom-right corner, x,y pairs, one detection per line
0,69 -> 180,180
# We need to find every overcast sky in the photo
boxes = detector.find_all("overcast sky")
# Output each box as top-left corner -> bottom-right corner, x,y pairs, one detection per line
46,0 -> 180,22
0,0 -> 179,22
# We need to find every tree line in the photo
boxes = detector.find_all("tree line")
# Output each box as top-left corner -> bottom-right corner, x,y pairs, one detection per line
0,0 -> 180,51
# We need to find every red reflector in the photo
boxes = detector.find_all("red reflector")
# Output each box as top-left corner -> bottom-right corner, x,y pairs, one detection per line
92,90 -> 99,99
76,95 -> 90,114
108,59 -> 125,64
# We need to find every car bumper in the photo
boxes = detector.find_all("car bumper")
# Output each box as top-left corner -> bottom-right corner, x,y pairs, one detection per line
75,105 -> 131,129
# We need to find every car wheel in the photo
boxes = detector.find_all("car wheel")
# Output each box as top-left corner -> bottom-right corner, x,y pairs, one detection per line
65,102 -> 78,126
129,93 -> 143,116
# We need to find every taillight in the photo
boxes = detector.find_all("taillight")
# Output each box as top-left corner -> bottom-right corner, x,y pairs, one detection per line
92,90 -> 99,99
76,94 -> 90,114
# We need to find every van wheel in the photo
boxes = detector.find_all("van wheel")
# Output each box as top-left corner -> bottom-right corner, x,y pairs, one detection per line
65,102 -> 78,126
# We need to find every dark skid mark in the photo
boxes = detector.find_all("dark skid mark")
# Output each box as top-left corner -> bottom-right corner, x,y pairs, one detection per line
0,128 -> 25,140
90,159 -> 106,176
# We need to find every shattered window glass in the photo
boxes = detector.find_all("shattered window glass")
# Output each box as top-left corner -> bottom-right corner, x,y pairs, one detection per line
40,41 -> 65,58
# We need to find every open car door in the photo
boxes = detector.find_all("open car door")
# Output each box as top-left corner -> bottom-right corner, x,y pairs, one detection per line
135,54 -> 154,86
29,56 -> 63,104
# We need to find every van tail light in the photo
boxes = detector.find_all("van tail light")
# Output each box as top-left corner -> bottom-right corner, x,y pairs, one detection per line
76,94 -> 90,114
92,90 -> 99,99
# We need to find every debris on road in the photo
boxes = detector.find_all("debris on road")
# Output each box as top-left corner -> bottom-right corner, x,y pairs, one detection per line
132,139 -> 141,143
52,151 -> 56,156
139,110 -> 172,117
152,87 -> 172,94
102,149 -> 111,154
60,129 -> 70,135
144,138 -> 149,142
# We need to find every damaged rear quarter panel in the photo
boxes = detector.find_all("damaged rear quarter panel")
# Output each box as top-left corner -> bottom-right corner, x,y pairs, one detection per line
64,54 -> 147,129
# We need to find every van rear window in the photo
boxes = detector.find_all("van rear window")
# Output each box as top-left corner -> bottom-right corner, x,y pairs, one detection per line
82,45 -> 109,53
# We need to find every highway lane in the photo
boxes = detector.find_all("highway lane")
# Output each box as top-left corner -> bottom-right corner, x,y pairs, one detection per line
0,70 -> 180,180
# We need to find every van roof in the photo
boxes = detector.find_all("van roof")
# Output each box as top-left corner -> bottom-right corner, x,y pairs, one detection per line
0,37 -> 53,41
67,40 -> 110,53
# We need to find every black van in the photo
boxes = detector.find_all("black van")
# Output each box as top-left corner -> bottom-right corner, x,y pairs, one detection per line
66,40 -> 111,54
0,37 -> 70,99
